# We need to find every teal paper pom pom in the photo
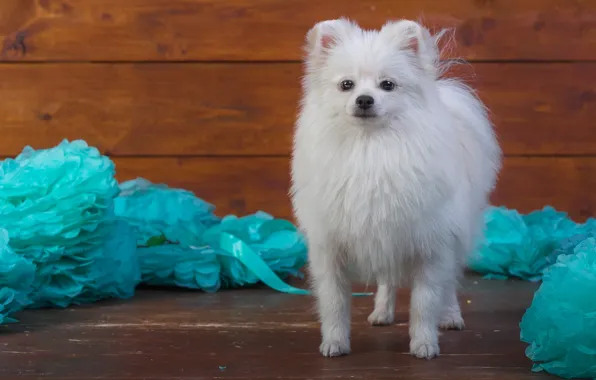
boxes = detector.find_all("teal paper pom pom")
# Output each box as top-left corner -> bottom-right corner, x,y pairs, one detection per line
114,178 -> 222,291
203,212 -> 308,288
114,179 -> 307,291
468,206 -> 595,281
31,220 -> 141,308
520,238 -> 596,378
114,178 -> 221,247
138,246 -> 220,292
0,229 -> 35,324
0,140 -> 139,322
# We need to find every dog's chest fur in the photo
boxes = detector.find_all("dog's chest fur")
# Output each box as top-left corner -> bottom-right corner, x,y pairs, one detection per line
300,128 -> 453,279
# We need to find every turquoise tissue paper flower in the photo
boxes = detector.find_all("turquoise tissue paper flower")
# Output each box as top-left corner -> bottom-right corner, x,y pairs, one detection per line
29,220 -> 140,308
468,206 -> 595,281
114,178 -> 222,292
0,229 -> 35,324
203,212 -> 308,288
0,140 -> 139,322
114,178 -> 221,246
138,245 -> 221,292
520,238 -> 596,379
114,179 -> 307,292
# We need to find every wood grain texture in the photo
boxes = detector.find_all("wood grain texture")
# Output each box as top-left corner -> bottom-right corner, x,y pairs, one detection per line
112,156 -> 596,221
1,0 -> 595,61
0,275 -> 551,379
1,62 -> 594,157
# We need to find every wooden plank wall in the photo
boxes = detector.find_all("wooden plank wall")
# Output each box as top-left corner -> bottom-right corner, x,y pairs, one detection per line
1,0 -> 595,220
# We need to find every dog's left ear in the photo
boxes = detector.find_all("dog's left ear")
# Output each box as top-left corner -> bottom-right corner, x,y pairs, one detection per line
381,20 -> 439,78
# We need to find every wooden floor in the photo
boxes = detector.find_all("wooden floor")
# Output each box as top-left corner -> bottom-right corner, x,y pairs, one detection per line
1,275 -> 554,380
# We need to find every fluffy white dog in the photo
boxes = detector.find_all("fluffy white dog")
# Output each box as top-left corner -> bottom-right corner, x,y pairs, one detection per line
290,18 -> 502,359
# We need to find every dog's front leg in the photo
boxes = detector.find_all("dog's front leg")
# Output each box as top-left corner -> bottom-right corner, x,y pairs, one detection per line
308,240 -> 351,357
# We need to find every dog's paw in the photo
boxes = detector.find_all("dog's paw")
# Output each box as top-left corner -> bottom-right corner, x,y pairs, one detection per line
409,339 -> 440,359
439,314 -> 465,330
319,340 -> 350,357
367,309 -> 395,326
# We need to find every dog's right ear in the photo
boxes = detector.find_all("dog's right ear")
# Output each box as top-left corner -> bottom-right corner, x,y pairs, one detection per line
305,18 -> 357,58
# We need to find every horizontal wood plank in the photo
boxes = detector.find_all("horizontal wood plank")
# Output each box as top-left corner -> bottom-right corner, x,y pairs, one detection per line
1,62 -> 594,156
112,156 -> 596,221
1,0 -> 595,61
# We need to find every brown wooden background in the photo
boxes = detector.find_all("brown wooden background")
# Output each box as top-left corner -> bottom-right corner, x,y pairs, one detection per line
1,0 -> 596,220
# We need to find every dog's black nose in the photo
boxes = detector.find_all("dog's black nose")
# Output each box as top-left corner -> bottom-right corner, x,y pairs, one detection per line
356,95 -> 374,110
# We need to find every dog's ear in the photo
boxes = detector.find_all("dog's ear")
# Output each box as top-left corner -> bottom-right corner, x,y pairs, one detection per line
381,20 -> 439,78
305,18 -> 358,58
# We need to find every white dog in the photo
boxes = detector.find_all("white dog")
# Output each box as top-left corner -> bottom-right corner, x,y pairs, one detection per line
290,18 -> 502,359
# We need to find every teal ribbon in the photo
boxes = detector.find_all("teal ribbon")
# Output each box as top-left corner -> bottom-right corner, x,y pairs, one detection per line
219,232 -> 372,297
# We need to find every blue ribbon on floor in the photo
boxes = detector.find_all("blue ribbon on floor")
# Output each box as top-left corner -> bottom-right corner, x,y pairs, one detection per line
219,232 -> 373,296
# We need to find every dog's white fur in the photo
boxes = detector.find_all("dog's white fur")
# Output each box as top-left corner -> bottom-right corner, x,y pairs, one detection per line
290,19 -> 502,359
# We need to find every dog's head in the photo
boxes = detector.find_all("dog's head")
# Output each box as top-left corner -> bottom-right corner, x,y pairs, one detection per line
303,19 -> 443,124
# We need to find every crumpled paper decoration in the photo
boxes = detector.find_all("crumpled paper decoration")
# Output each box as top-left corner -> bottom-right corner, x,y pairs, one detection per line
114,179 -> 307,291
137,245 -> 221,292
0,140 -> 140,322
203,212 -> 307,288
0,229 -> 35,324
113,178 -> 222,292
520,237 -> 596,379
29,220 -> 140,308
114,178 -> 221,246
468,206 -> 595,281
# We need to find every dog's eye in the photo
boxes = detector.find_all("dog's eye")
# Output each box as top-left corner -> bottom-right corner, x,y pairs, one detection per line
379,80 -> 396,91
339,80 -> 354,91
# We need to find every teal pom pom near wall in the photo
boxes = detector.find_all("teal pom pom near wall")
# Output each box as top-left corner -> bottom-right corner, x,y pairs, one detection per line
0,230 -> 35,324
468,206 -> 596,281
113,179 -> 308,292
0,140 -> 140,323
